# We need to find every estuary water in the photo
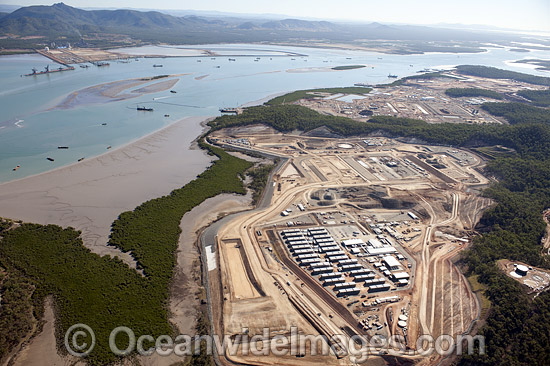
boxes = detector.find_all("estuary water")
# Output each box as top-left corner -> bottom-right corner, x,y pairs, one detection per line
0,43 -> 548,183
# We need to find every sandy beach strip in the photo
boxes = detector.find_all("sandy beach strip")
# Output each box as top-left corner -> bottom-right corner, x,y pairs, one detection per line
0,115 -> 214,264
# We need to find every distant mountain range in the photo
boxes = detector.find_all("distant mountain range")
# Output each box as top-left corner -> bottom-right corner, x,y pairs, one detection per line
0,3 -> 341,35
1,2 -> 547,52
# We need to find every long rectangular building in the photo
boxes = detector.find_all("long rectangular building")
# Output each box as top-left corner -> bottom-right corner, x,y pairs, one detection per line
300,258 -> 320,266
296,253 -> 318,261
350,268 -> 374,276
338,258 -> 358,265
320,272 -> 343,280
310,261 -> 330,268
308,228 -> 328,234
311,266 -> 333,275
293,248 -> 314,256
323,277 -> 345,286
337,288 -> 360,297
325,250 -> 346,257
286,239 -> 308,245
365,247 -> 397,256
340,263 -> 363,272
315,238 -> 335,244
334,281 -> 357,290
353,274 -> 376,282
328,255 -> 349,263
319,245 -> 340,253
367,283 -> 391,293
289,245 -> 311,252
364,278 -> 386,286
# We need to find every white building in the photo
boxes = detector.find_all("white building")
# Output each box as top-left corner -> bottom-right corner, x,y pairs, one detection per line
342,238 -> 365,247
383,255 -> 401,271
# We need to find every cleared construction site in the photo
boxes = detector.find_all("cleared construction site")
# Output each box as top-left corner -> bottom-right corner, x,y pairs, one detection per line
205,126 -> 492,365
296,70 -> 547,125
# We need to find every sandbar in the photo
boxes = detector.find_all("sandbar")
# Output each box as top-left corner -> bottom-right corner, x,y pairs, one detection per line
54,75 -> 184,110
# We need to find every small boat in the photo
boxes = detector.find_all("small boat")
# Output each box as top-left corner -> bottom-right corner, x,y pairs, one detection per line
107,146 -> 112,150
12,165 -> 20,171
197,60 -> 201,62
47,157 -> 54,162
153,64 -> 163,67
78,157 -> 85,162
170,90 -> 177,93
101,123 -> 107,126
79,64 -> 89,68
137,106 -> 154,111
219,108 -> 238,114
388,74 -> 398,78
215,66 -> 220,68
346,57 -> 352,60
164,114 -> 170,117
228,58 -> 236,61
58,146 -> 69,149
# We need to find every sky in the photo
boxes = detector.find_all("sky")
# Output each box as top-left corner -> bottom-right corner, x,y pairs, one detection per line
6,0 -> 550,32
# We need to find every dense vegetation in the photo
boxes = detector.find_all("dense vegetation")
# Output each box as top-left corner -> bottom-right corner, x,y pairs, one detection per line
0,252 -> 35,365
481,102 -> 550,125
266,87 -> 371,106
517,88 -> 550,107
455,65 -> 550,86
246,163 -> 276,204
0,142 -> 252,365
445,87 -> 504,99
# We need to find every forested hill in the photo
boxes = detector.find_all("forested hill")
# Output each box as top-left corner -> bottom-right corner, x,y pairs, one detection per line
1,3 -> 546,50
0,3 -> 224,35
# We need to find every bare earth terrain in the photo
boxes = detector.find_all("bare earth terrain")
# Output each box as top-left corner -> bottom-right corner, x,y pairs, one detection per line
207,126 -> 492,365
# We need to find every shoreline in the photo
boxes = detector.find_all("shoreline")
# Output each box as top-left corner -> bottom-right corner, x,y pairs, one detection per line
0,115 -> 210,187
0,115 -> 215,263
